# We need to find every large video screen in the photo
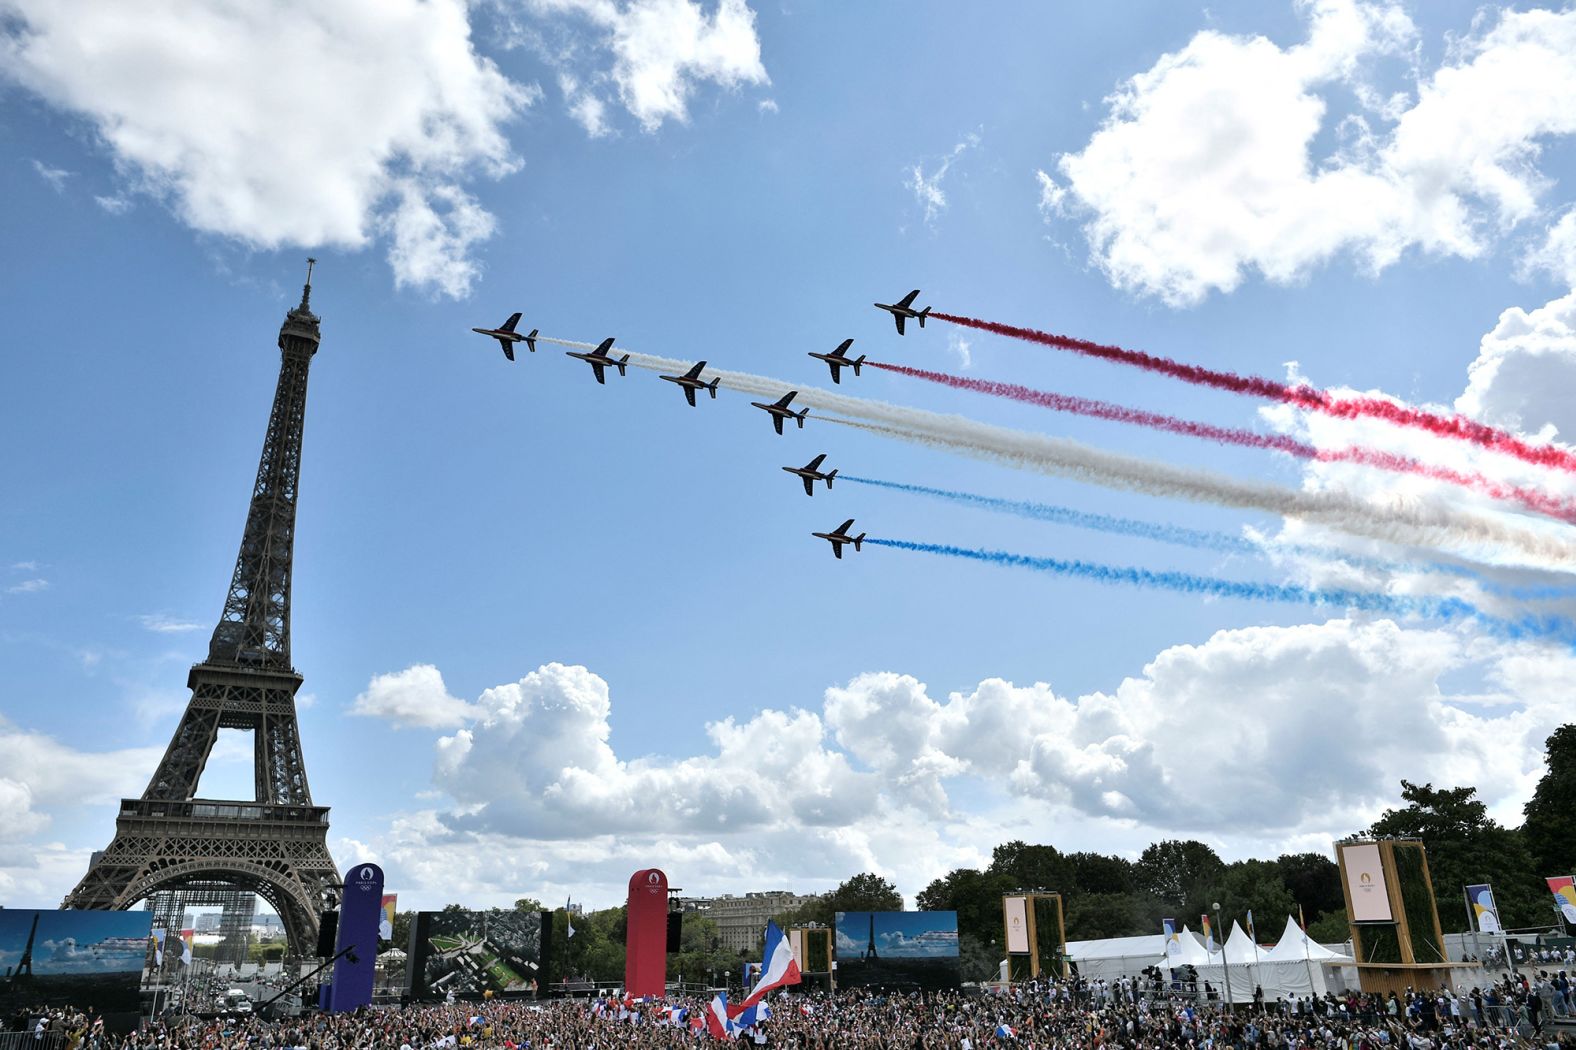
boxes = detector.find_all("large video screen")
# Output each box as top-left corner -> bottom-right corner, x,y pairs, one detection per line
406,909 -> 549,1000
834,911 -> 960,990
0,910 -> 153,1021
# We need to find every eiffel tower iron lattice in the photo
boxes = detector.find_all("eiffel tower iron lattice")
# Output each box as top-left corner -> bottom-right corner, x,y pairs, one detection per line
63,262 -> 340,957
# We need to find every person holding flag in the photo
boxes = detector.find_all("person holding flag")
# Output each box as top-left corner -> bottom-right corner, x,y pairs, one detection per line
741,920 -> 801,1008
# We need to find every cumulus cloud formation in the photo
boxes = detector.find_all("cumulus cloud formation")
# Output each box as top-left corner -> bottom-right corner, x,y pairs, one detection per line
351,664 -> 478,729
346,628 -> 1570,906
527,0 -> 769,133
1457,291 -> 1576,443
0,0 -> 532,298
1042,1 -> 1576,305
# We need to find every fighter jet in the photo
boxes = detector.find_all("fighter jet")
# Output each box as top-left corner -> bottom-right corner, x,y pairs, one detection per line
812,518 -> 865,559
471,313 -> 538,361
782,453 -> 836,496
658,360 -> 721,406
873,289 -> 930,335
750,390 -> 809,434
565,338 -> 630,384
808,339 -> 865,384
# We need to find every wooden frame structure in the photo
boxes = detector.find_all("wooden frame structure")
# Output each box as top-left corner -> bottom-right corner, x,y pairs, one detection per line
1336,838 -> 1456,994
1001,892 -> 1068,980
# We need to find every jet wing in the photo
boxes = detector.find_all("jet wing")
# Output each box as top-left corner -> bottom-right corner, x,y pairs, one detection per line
502,312 -> 522,332
772,414 -> 784,435
833,339 -> 853,357
803,476 -> 814,496
837,519 -> 855,534
684,361 -> 706,379
591,362 -> 606,384
827,362 -> 842,384
806,454 -> 826,470
832,543 -> 843,559
897,289 -> 920,308
595,337 -> 616,356
501,341 -> 516,362
894,314 -> 906,335
684,386 -> 696,407
775,391 -> 796,408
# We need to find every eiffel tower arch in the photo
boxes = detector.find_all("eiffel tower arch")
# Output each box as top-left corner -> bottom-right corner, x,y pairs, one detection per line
64,263 -> 340,957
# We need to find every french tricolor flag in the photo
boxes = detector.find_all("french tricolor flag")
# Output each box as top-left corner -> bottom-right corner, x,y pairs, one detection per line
705,993 -> 732,1039
741,920 -> 801,1007
995,1024 -> 1016,1039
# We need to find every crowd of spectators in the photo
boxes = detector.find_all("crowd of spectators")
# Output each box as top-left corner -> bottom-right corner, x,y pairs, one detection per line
7,971 -> 1576,1050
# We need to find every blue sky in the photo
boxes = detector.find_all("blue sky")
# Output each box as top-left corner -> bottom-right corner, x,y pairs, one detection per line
4,0 -> 1576,913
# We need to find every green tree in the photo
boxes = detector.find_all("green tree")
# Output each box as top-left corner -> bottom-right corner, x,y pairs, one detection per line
1066,852 -> 1136,895
916,867 -> 1013,953
1367,780 -> 1541,932
1215,859 -> 1295,938
1135,840 -> 1226,912
513,897 -> 545,913
1523,724 -> 1576,881
988,841 -> 1069,892
781,872 -> 904,929
1064,892 -> 1163,941
1275,853 -> 1344,918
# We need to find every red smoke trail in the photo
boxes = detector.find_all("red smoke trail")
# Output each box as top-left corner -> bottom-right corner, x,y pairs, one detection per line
868,361 -> 1576,524
931,312 -> 1576,477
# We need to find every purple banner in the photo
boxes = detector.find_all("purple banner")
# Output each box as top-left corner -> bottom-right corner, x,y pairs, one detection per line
328,862 -> 385,1012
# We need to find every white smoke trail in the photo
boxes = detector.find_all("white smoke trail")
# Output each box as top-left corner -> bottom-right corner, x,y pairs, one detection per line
534,336 -> 1576,567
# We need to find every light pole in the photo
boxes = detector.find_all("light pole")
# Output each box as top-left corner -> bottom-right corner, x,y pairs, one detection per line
1212,903 -> 1234,1015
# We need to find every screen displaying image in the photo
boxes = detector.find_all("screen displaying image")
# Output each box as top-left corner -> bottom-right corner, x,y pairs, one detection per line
0,910 -> 153,1020
834,911 -> 960,990
406,909 -> 548,1000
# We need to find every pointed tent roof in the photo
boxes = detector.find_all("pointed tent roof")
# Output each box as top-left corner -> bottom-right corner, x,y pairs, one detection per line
1220,920 -> 1262,965
1261,914 -> 1353,963
1156,925 -> 1215,968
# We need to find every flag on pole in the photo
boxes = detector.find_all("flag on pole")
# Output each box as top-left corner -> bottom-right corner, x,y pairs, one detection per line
380,894 -> 397,941
1162,918 -> 1180,962
1548,876 -> 1576,924
566,896 -> 576,939
1298,903 -> 1306,930
1200,915 -> 1214,952
1466,884 -> 1502,934
152,929 -> 166,967
741,920 -> 801,1007
1246,910 -> 1256,941
705,993 -> 732,1039
179,928 -> 194,966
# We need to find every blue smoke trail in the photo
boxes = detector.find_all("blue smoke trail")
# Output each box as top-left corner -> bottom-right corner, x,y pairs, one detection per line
841,475 -> 1576,601
864,537 -> 1576,646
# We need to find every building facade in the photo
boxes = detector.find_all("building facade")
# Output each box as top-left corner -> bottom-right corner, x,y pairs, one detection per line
679,891 -> 818,954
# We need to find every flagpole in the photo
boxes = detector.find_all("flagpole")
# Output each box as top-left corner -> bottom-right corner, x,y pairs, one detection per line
1247,913 -> 1262,1014
1299,909 -> 1315,1003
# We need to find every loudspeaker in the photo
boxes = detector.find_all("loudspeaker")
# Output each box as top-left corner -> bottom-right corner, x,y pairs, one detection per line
665,910 -> 683,954
316,910 -> 339,957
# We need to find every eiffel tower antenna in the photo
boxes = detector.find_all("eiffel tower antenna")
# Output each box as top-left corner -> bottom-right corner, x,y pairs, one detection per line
64,261 -> 339,959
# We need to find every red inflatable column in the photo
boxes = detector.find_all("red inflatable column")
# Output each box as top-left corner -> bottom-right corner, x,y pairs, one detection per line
624,868 -> 669,997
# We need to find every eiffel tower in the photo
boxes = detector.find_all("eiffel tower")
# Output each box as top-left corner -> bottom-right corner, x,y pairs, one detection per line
63,261 -> 340,957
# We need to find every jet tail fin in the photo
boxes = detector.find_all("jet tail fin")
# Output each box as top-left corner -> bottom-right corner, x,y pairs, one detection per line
852,356 -> 865,376
918,307 -> 930,328
707,377 -> 720,398
826,469 -> 837,488
616,355 -> 630,376
525,328 -> 539,353
795,408 -> 808,428
854,533 -> 865,551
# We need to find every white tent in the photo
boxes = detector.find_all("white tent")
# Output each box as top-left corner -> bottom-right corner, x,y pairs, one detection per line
1262,915 -> 1352,963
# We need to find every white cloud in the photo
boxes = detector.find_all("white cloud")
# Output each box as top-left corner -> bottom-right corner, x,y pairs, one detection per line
1043,1 -> 1576,305
757,97 -> 778,114
559,72 -> 613,137
137,613 -> 203,634
946,332 -> 972,370
906,132 -> 980,227
0,0 -> 534,298
335,627 -> 1571,908
350,663 -> 479,729
0,717 -> 161,808
94,194 -> 133,216
11,561 -> 40,572
528,0 -> 769,132
1456,291 -> 1576,444
31,159 -> 71,191
6,578 -> 48,595
1527,210 -> 1576,287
